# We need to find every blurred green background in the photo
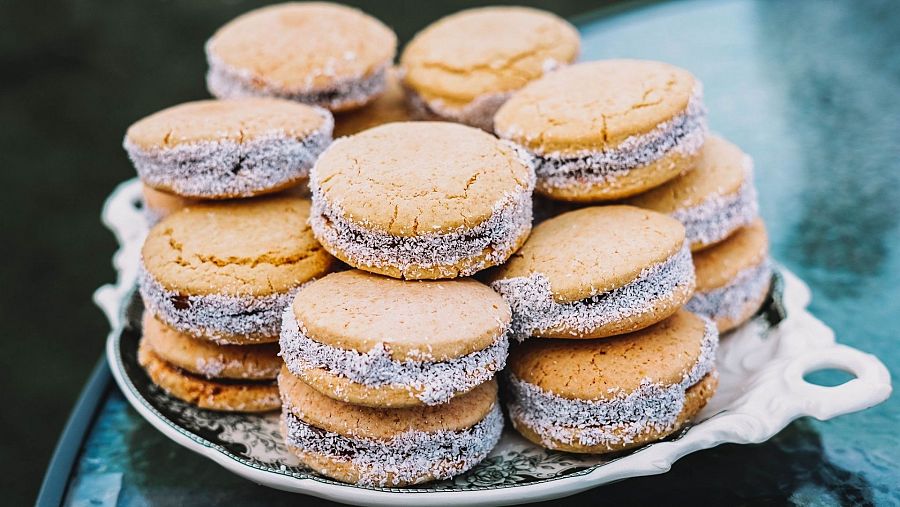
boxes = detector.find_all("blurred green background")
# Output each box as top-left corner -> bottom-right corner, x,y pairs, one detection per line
0,1 -> 607,503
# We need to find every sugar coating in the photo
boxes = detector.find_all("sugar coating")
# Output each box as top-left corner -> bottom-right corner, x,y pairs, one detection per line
124,111 -> 332,199
406,88 -> 512,132
207,44 -> 388,111
193,356 -> 277,380
506,317 -> 718,449
308,152 -> 536,277
503,86 -> 707,190
686,257 -> 773,321
283,401 -> 503,486
672,157 -> 759,247
405,59 -> 565,132
139,263 -> 301,342
279,307 -> 509,405
491,243 -> 695,339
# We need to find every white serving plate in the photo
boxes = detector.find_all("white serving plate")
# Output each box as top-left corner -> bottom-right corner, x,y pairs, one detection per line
96,179 -> 891,506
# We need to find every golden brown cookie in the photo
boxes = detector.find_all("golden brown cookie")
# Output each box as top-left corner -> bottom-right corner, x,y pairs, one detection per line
139,195 -> 337,343
627,135 -> 758,250
206,2 -> 396,112
333,68 -> 411,137
280,270 -> 510,407
686,219 -> 772,332
506,309 -> 719,453
141,185 -> 197,225
140,183 -> 311,226
487,206 -> 695,339
279,368 -> 503,486
124,98 -> 332,199
142,312 -> 280,380
494,60 -> 707,201
138,338 -> 279,412
309,122 -> 535,279
401,6 -> 579,131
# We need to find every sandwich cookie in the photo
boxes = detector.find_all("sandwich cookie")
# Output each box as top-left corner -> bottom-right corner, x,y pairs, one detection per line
686,219 -> 773,333
488,206 -> 695,339
140,183 -> 313,226
125,98 -> 332,199
494,60 -> 707,201
333,67 -> 411,137
140,196 -> 337,344
280,369 -> 503,486
142,185 -> 198,226
139,312 -> 281,412
506,309 -> 719,453
627,135 -> 758,251
280,269 -> 511,407
206,2 -> 396,112
309,122 -> 535,279
400,6 -> 579,131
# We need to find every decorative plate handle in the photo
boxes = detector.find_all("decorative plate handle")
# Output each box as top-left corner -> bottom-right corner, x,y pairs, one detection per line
782,345 -> 892,420
94,179 -> 146,331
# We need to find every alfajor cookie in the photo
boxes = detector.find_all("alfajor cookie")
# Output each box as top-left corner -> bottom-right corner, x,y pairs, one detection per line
139,195 -> 337,344
142,185 -> 198,226
139,313 -> 281,412
401,6 -> 579,131
506,309 -> 718,453
686,219 -> 773,333
125,98 -> 332,199
627,135 -> 758,251
279,368 -> 503,486
487,206 -> 695,339
140,183 -> 312,226
333,68 -> 411,138
309,122 -> 535,280
206,2 -> 396,112
494,60 -> 707,201
280,270 -> 510,407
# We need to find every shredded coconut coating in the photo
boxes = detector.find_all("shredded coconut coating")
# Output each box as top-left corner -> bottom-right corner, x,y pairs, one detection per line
283,402 -> 503,486
308,161 -> 535,278
491,243 -> 695,339
506,317 -> 718,449
405,59 -> 565,132
672,159 -> 759,248
406,88 -> 512,132
506,86 -> 707,190
139,263 -> 300,342
686,258 -> 773,321
207,44 -> 388,111
279,308 -> 509,405
124,112 -> 332,199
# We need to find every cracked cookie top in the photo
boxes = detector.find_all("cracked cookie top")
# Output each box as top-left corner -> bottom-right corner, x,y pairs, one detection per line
311,121 -> 534,236
400,6 -> 579,108
494,60 -> 698,154
141,195 -> 336,296
289,269 -> 511,361
508,309 -> 712,400
486,205 -> 686,303
125,98 -> 329,150
206,3 -> 396,94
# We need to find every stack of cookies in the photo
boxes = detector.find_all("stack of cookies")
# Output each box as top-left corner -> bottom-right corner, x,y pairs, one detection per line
123,4 -> 398,411
119,1 -> 774,488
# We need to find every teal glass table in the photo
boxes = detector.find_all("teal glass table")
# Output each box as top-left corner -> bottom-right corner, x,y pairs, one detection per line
41,0 -> 899,505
